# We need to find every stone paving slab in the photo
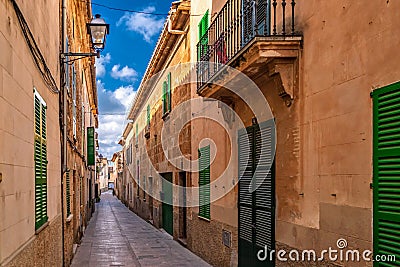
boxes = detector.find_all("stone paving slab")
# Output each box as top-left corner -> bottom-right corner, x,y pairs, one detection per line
71,191 -> 211,267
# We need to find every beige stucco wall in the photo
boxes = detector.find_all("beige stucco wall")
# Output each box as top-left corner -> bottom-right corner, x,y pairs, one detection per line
0,0 -> 61,265
187,1 -> 400,266
276,1 -> 400,257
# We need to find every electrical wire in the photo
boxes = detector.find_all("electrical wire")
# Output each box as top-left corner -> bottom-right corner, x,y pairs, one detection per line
78,0 -> 206,16
91,2 -> 169,16
11,0 -> 59,94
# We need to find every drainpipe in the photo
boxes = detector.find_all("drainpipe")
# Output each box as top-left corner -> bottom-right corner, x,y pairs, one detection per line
60,0 -> 67,265
167,6 -> 187,35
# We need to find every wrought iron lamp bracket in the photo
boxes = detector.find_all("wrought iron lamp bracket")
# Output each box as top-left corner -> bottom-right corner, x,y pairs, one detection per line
62,51 -> 100,64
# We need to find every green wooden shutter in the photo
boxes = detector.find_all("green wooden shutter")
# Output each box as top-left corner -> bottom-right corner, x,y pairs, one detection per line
167,72 -> 171,112
198,145 -> 210,219
136,124 -> 138,144
198,10 -> 209,61
34,93 -> 48,230
162,81 -> 167,115
72,65 -> 77,137
147,105 -> 151,126
199,10 -> 209,40
66,171 -> 71,216
87,127 -> 95,165
65,38 -> 70,91
373,82 -> 400,266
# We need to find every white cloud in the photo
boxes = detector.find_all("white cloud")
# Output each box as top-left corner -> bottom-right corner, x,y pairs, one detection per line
117,7 -> 165,43
97,80 -> 137,158
97,114 -> 126,159
113,85 -> 136,108
95,53 -> 111,77
111,64 -> 138,82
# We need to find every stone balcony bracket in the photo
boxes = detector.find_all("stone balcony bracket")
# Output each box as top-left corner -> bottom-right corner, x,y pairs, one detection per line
198,36 -> 302,108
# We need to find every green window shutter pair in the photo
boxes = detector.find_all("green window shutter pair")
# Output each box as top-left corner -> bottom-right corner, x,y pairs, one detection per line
87,127 -> 95,165
372,81 -> 400,266
34,92 -> 48,230
66,171 -> 71,216
198,145 -> 211,219
162,73 -> 172,116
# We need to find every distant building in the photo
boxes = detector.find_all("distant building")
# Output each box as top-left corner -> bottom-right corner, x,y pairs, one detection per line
111,151 -> 123,196
96,155 -> 109,193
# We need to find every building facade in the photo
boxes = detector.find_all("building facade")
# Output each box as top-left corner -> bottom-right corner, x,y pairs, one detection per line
119,0 -> 191,236
118,0 -> 400,267
190,0 -> 400,267
0,0 -> 98,266
62,0 -> 99,265
0,0 -> 62,265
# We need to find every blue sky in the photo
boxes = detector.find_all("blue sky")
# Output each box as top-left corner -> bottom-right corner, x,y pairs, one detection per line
92,0 -> 172,158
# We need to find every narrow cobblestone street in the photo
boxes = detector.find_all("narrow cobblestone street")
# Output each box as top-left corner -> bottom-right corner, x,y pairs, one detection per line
71,192 -> 211,267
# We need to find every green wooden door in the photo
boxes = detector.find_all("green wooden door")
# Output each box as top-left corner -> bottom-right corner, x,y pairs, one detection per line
238,119 -> 275,267
162,173 -> 174,236
373,82 -> 400,266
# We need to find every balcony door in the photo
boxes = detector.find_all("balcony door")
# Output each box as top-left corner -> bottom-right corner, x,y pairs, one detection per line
238,119 -> 275,267
242,0 -> 271,45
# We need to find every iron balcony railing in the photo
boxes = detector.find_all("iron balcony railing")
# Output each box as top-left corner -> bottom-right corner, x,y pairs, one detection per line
197,0 -> 297,90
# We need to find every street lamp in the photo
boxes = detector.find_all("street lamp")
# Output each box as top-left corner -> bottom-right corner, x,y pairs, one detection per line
87,14 -> 110,52
62,14 -> 109,62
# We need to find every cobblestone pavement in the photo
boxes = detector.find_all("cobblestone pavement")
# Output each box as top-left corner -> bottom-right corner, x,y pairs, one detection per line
71,191 -> 211,267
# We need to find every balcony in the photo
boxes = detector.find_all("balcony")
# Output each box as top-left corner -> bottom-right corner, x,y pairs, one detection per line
197,0 -> 302,102
144,124 -> 150,139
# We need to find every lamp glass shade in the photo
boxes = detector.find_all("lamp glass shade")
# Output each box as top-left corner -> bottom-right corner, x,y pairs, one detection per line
87,14 -> 109,51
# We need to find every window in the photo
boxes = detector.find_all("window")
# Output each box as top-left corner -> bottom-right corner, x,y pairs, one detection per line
198,145 -> 210,219
147,105 -> 151,127
82,104 -> 85,153
125,147 -> 128,165
65,38 -> 70,92
72,64 -> 77,138
198,10 -> 209,60
143,175 -> 146,200
34,90 -> 48,229
129,143 -> 132,164
136,124 -> 138,145
162,73 -> 171,116
137,160 -> 140,196
87,127 -> 95,165
126,143 -> 133,165
66,171 -> 71,217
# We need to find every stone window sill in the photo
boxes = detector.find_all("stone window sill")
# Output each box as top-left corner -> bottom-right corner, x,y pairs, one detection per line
198,216 -> 210,222
66,214 -> 73,223
162,111 -> 170,120
35,221 -> 49,235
